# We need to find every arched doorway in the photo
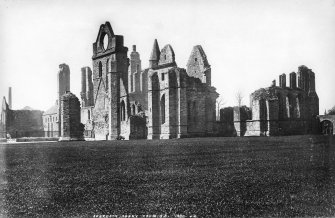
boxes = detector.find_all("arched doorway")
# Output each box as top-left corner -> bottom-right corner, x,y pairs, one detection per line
321,120 -> 333,135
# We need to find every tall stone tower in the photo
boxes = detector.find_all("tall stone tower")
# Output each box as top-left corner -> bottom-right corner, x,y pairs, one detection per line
57,63 -> 71,134
128,45 -> 142,93
80,66 -> 94,107
92,21 -> 129,140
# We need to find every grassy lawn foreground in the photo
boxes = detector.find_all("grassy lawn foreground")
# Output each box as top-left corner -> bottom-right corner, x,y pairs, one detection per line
0,136 -> 334,217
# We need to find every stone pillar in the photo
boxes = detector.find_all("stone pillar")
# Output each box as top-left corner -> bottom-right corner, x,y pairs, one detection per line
290,72 -> 297,89
8,87 -> 12,110
233,106 -> 241,136
86,67 -> 94,106
59,92 -> 84,141
297,66 -> 310,91
177,72 -> 188,138
80,68 -> 87,107
58,64 -> 71,97
309,71 -> 315,92
58,63 -> 71,135
279,74 -> 286,88
129,44 -> 141,93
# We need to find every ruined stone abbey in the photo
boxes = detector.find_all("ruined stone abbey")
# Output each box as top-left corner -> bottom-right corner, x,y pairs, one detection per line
80,22 -> 218,140
228,65 -> 320,136
1,21 -> 331,140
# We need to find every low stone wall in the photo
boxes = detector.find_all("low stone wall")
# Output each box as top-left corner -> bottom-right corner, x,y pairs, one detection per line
16,137 -> 59,142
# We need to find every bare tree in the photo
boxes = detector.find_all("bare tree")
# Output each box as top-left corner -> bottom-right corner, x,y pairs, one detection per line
235,90 -> 244,107
216,97 -> 226,120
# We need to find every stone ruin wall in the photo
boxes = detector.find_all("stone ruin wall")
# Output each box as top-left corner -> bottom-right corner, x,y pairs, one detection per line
92,55 -> 111,140
60,92 -> 84,141
218,66 -> 319,137
186,78 -> 211,136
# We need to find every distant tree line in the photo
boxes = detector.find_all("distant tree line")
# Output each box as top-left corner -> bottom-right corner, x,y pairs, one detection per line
326,106 -> 335,115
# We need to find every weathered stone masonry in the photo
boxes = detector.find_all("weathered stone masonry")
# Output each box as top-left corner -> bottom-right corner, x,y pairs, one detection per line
81,22 -> 218,140
146,42 -> 218,139
59,92 -> 84,141
223,65 -> 319,136
91,22 -> 129,140
43,63 -> 71,137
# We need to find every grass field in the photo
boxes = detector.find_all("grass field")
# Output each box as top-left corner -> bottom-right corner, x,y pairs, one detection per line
0,136 -> 334,217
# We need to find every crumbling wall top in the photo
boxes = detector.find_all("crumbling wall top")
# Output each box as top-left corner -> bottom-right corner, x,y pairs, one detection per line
251,87 -> 278,101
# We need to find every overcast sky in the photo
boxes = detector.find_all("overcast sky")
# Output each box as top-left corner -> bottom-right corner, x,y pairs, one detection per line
0,0 -> 334,113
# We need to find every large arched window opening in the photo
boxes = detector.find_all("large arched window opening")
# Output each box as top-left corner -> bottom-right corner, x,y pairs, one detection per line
286,96 -> 290,118
98,62 -> 103,78
295,97 -> 300,118
288,96 -> 294,118
161,94 -> 165,124
120,100 -> 126,121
